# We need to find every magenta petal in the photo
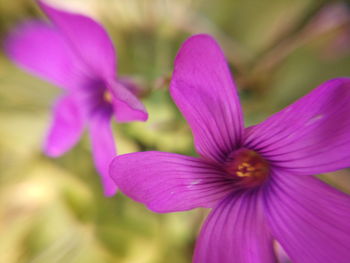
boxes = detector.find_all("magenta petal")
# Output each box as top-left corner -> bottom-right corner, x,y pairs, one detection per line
194,191 -> 276,263
5,21 -> 84,89
44,95 -> 84,157
108,81 -> 148,122
170,34 -> 244,163
110,151 -> 234,212
39,0 -> 117,80
264,171 -> 350,263
88,108 -> 117,197
244,78 -> 350,175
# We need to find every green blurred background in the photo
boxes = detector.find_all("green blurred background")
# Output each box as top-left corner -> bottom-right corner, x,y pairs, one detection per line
1,0 -> 350,262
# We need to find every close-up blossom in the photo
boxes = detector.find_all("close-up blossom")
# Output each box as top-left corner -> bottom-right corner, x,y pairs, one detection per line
2,0 -> 350,261
110,34 -> 350,262
5,1 -> 148,196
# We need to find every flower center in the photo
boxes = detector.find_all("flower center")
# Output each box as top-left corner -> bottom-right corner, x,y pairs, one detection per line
224,148 -> 269,187
103,90 -> 113,103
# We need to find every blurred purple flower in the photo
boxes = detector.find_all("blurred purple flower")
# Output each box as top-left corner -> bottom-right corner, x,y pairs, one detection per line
110,34 -> 350,262
5,1 -> 148,197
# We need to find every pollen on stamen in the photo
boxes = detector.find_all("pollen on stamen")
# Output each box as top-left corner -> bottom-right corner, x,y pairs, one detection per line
224,148 -> 270,187
103,90 -> 113,103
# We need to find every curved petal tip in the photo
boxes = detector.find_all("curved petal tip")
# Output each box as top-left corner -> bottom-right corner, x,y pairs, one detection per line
102,175 -> 118,197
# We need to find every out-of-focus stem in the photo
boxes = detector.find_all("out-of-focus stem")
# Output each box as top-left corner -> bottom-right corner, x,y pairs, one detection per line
246,2 -> 350,87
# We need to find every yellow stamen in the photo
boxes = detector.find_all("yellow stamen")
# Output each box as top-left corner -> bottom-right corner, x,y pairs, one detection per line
103,91 -> 113,103
236,171 -> 245,177
242,162 -> 250,167
225,149 -> 270,187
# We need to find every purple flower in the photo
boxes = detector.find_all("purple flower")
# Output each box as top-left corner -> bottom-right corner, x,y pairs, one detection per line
5,1 -> 148,197
110,34 -> 350,262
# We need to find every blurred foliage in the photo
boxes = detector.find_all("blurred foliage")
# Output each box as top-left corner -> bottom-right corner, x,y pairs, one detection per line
1,0 -> 350,262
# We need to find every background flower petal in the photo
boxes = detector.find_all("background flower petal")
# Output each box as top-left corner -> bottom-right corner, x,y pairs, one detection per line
44,95 -> 85,157
5,21 -> 84,89
109,81 -> 148,122
170,34 -> 244,163
194,191 -> 276,263
39,0 -> 117,80
88,107 -> 117,197
244,78 -> 350,175
264,171 -> 350,263
110,151 -> 235,212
